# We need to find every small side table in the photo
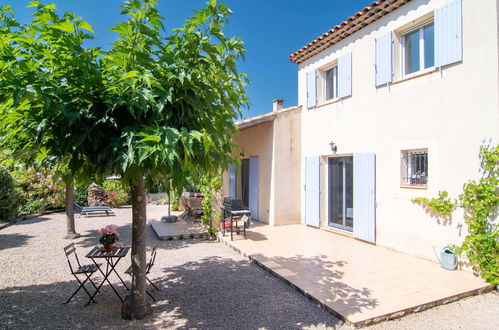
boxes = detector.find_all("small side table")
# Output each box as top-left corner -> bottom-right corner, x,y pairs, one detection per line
85,246 -> 130,305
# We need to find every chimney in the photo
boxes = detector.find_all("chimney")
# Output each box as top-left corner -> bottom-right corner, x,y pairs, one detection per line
272,99 -> 284,112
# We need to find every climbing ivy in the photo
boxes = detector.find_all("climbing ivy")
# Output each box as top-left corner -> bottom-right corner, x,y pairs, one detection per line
199,174 -> 223,236
413,191 -> 457,216
415,145 -> 498,284
457,146 -> 498,284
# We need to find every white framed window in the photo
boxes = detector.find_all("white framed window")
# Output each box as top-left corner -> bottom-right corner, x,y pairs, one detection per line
401,22 -> 434,75
323,66 -> 338,102
307,52 -> 351,108
401,149 -> 428,186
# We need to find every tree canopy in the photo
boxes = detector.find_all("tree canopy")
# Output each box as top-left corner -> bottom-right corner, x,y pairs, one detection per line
1,0 -> 247,186
0,0 -> 248,318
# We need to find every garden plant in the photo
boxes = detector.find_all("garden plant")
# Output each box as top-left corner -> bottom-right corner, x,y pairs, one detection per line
414,145 -> 498,284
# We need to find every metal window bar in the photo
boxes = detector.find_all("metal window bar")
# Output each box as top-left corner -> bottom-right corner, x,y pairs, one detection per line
407,151 -> 428,185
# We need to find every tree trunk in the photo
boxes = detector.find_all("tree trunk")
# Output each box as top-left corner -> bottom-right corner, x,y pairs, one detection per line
64,181 -> 80,239
122,175 -> 151,320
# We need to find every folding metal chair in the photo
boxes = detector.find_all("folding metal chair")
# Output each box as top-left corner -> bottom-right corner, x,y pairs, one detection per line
125,244 -> 160,301
179,195 -> 191,220
188,197 -> 204,222
63,242 -> 101,304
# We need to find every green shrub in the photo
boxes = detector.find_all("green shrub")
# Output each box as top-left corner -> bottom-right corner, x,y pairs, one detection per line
12,167 -> 65,214
106,189 -> 129,208
102,180 -> 126,192
169,188 -> 179,211
0,167 -> 20,221
75,183 -> 88,206
102,180 -> 130,207
200,174 -> 222,236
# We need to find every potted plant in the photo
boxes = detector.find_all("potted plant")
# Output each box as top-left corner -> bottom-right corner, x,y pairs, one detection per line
99,224 -> 120,251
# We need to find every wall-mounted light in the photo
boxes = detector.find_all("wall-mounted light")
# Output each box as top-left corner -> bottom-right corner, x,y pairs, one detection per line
240,152 -> 245,157
329,141 -> 337,154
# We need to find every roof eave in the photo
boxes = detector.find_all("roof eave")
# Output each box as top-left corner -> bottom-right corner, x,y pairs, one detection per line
289,0 -> 412,64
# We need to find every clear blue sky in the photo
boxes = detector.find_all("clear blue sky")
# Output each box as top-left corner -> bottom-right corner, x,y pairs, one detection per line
5,0 -> 373,119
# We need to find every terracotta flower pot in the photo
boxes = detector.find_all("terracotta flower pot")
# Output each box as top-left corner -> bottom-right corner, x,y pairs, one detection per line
103,242 -> 115,252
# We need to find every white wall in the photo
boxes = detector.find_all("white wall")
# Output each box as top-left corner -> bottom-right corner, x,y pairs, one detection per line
298,0 -> 499,261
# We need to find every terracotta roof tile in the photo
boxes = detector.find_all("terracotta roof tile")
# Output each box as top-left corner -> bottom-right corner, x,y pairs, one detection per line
289,0 -> 412,64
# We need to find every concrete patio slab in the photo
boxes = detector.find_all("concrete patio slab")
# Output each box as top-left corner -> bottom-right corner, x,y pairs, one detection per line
219,223 -> 494,327
149,214 -> 208,240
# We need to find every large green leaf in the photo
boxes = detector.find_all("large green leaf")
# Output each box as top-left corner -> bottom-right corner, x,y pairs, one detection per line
49,21 -> 75,33
76,20 -> 94,33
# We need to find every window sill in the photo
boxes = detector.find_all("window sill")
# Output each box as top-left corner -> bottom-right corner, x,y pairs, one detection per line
400,184 -> 428,190
316,98 -> 340,109
393,67 -> 437,85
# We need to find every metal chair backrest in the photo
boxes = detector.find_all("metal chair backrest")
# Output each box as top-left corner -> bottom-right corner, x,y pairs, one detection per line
180,196 -> 191,212
63,242 -> 82,274
189,197 -> 203,210
146,244 -> 158,274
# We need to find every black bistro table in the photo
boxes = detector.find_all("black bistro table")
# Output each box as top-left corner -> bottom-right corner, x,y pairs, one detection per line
85,246 -> 130,305
220,206 -> 251,241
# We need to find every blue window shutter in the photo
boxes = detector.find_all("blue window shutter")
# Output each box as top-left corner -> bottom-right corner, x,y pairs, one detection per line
305,156 -> 320,227
229,164 -> 236,198
435,0 -> 462,67
306,69 -> 316,108
353,153 -> 376,243
338,52 -> 352,98
375,32 -> 393,86
249,157 -> 259,220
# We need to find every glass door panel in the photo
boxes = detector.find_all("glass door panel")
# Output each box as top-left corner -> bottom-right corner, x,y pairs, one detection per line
328,158 -> 344,227
345,157 -> 353,229
328,156 -> 353,231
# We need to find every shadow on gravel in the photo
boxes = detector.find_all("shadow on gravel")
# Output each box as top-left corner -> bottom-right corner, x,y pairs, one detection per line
0,254 -> 345,329
139,255 -> 345,329
0,233 -> 33,250
75,223 -> 134,249
12,216 -> 51,226
0,280 -> 131,329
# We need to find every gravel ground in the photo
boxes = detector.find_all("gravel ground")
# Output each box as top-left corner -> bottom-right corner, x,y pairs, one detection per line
0,205 -> 497,330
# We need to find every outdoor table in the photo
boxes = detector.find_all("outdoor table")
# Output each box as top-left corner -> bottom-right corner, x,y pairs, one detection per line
220,206 -> 251,241
85,246 -> 130,305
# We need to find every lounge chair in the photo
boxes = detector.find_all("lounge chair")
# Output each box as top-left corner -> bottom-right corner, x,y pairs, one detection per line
188,197 -> 204,221
73,203 -> 112,217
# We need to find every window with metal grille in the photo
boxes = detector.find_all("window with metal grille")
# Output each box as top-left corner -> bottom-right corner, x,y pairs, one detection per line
401,150 -> 428,186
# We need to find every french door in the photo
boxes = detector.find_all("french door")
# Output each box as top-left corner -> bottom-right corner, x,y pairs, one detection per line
328,156 -> 353,231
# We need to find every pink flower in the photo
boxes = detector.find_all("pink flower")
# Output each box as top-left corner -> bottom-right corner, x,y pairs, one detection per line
99,224 -> 119,237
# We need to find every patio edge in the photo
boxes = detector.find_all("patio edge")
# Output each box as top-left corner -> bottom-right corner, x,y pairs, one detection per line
218,235 -> 495,328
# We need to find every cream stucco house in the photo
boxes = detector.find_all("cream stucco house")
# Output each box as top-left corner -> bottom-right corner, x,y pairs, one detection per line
224,0 -> 498,262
